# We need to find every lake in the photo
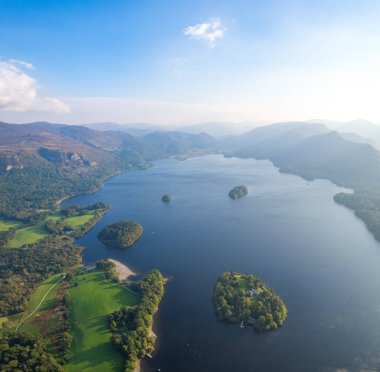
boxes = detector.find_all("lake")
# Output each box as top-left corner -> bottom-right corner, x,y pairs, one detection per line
65,154 -> 380,372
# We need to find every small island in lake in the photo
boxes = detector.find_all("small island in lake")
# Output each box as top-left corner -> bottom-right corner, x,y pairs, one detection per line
212,272 -> 287,332
98,220 -> 143,248
161,194 -> 172,203
228,185 -> 248,200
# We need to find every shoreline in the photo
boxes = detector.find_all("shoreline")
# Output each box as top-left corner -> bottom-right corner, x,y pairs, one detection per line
55,170 -> 124,208
137,303 -> 159,372
135,360 -> 141,372
107,258 -> 136,280
53,159 -> 171,372
55,153 -> 214,209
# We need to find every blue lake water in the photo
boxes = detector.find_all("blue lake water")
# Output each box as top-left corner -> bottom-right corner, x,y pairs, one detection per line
65,154 -> 380,371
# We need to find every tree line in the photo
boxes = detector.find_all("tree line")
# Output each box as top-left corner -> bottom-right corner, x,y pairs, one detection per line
45,203 -> 110,237
0,332 -> 62,371
0,236 -> 82,316
334,192 -> 380,241
109,269 -> 165,372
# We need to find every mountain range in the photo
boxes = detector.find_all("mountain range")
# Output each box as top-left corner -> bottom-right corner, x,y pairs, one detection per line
1,119 -> 380,218
0,121 -> 216,217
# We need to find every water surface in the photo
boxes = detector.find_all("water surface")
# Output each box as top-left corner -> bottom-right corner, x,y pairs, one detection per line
66,155 -> 380,372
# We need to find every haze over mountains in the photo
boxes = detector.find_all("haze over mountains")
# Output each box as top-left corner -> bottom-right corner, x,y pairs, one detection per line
1,118 -> 380,217
3,117 -> 380,248
84,121 -> 259,138
82,119 -> 380,147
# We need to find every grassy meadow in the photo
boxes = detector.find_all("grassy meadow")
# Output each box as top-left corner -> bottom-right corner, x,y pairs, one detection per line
0,273 -> 64,334
64,214 -> 94,229
7,223 -> 49,248
5,209 -> 97,248
65,270 -> 140,372
0,219 -> 23,232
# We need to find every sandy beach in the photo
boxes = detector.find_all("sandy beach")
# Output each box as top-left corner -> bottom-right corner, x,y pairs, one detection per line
107,258 -> 136,280
134,360 -> 141,372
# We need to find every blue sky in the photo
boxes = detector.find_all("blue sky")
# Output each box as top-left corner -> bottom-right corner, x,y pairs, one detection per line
1,0 -> 380,124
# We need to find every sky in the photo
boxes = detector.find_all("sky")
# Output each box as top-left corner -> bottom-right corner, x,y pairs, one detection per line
1,0 -> 380,125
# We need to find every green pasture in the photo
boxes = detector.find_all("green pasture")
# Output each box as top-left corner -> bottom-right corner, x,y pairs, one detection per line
65,270 -> 139,372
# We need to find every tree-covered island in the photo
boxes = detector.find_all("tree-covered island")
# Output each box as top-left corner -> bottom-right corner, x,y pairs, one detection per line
98,220 -> 143,248
161,194 -> 172,203
213,272 -> 287,332
228,185 -> 248,200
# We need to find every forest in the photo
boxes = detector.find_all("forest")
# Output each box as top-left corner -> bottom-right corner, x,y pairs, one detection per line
334,192 -> 380,240
0,332 -> 62,371
0,236 -> 82,315
0,151 -> 121,219
213,272 -> 287,332
109,269 -> 165,372
98,220 -> 143,248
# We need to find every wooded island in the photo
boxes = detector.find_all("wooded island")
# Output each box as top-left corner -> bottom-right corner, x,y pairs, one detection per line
213,272 -> 287,332
228,185 -> 248,200
98,220 -> 143,248
161,194 -> 172,203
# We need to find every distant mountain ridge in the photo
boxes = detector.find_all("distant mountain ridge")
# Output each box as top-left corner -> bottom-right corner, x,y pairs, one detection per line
2,119 -> 380,222
229,122 -> 380,192
227,121 -> 380,245
84,121 -> 259,138
308,119 -> 380,148
0,121 -> 217,217
142,131 -> 216,156
227,122 -> 330,154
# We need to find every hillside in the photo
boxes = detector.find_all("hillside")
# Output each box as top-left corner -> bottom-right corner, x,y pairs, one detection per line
0,122 -> 217,217
221,122 -> 329,151
270,132 -> 380,190
142,131 -> 217,156
336,120 -> 380,148
308,119 -> 380,148
233,128 -> 380,192
230,122 -> 380,244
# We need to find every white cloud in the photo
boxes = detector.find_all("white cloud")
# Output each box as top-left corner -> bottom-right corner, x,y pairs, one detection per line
0,59 -> 70,113
8,59 -> 35,70
0,96 -> 255,125
184,18 -> 225,47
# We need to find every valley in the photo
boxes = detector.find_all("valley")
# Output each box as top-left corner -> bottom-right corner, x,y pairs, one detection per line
2,121 -> 380,371
2,3 -> 378,371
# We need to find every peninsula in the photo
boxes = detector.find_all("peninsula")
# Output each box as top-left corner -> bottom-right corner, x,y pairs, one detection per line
98,220 -> 143,248
212,272 -> 287,332
228,185 -> 248,200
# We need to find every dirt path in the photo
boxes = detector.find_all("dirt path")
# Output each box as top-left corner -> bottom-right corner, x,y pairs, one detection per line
15,273 -> 66,332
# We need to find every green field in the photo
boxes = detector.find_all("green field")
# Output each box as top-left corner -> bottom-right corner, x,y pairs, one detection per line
19,274 -> 63,336
0,273 -> 64,334
64,214 -> 94,229
5,210 -> 96,248
45,214 -> 61,222
7,223 -> 49,248
65,270 -> 140,372
25,273 -> 64,315
0,219 -> 23,232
